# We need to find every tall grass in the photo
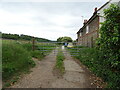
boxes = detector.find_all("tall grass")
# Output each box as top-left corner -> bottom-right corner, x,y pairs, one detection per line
21,42 -> 55,60
2,40 -> 35,81
2,40 -> 55,87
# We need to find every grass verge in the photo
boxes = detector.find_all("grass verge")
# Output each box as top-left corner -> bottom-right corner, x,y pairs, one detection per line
2,40 -> 55,87
2,40 -> 35,87
68,46 -> 120,88
55,49 -> 65,74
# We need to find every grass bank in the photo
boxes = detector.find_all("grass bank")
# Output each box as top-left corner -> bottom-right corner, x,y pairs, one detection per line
68,46 -> 120,88
2,40 -> 35,87
2,40 -> 55,87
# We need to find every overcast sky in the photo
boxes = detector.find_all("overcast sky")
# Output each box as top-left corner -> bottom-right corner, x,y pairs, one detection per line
0,0 -> 107,41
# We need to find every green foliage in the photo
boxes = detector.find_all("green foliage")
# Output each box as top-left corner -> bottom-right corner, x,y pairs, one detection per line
2,33 -> 19,40
31,50 -> 45,60
2,40 -> 35,81
21,43 -> 55,60
22,43 -> 33,51
2,40 -> 55,87
57,36 -> 72,42
97,4 -> 120,70
57,37 -> 63,42
2,33 -> 52,42
56,49 -> 65,73
67,4 -> 120,89
69,46 -> 120,88
36,43 -> 55,56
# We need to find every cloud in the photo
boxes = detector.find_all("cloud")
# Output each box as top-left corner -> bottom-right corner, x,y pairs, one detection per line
1,0 -> 109,2
0,9 -> 36,26
0,2 -> 106,40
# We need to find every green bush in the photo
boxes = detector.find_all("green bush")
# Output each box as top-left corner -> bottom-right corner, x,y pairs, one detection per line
2,41 -> 35,81
69,46 -> 120,88
96,4 -> 120,70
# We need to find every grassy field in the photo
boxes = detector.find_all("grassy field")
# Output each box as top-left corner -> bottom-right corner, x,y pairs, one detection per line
68,46 -> 120,88
2,39 -> 55,87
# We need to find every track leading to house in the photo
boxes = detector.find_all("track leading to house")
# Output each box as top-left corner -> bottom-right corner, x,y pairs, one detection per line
11,48 -> 58,88
52,49 -> 94,88
11,47 -> 98,88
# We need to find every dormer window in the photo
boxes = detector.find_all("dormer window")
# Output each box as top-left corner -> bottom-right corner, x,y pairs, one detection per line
86,25 -> 89,34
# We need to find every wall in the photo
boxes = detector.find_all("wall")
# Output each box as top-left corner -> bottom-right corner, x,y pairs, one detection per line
77,0 -> 120,47
77,16 -> 99,47
98,0 -> 119,28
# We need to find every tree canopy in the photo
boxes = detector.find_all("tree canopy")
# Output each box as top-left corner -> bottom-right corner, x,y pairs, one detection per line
57,36 -> 73,42
2,33 -> 52,42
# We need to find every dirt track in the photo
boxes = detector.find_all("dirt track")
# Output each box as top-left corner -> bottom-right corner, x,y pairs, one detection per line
11,48 -> 101,88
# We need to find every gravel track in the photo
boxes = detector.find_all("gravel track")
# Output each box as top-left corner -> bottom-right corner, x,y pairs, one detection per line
11,47 -> 99,88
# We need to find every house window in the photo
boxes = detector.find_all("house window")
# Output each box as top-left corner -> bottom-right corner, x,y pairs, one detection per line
86,25 -> 89,34
80,33 -> 82,36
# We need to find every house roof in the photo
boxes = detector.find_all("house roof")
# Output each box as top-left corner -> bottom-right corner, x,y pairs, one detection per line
97,1 -> 110,11
77,1 -> 110,34
77,12 -> 98,34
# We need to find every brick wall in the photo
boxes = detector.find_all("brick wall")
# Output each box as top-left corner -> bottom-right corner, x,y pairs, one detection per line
77,16 -> 99,47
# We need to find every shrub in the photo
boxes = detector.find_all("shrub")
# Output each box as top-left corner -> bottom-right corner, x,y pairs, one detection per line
69,47 -> 120,88
97,4 -> 120,70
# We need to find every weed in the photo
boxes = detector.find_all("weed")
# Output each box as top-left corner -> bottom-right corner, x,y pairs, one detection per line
56,49 -> 65,73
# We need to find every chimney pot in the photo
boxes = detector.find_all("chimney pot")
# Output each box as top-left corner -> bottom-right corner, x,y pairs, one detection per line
84,19 -> 87,25
94,7 -> 97,12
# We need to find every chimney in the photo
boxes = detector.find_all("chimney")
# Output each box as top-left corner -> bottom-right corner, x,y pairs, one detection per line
83,19 -> 87,25
95,7 -> 97,12
94,7 -> 97,14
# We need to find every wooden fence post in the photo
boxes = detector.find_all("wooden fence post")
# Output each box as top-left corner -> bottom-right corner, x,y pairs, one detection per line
32,37 -> 35,51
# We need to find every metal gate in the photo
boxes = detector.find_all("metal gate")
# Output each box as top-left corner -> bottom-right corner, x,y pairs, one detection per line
34,41 -> 81,57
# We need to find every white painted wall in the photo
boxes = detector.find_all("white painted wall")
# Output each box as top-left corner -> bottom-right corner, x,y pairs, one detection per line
98,0 -> 120,28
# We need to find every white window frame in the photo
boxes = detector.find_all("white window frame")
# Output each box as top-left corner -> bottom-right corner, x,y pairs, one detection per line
86,25 -> 89,34
80,33 -> 82,36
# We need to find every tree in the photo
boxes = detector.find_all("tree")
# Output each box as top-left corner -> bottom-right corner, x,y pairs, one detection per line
57,36 -> 72,42
2,33 -> 51,42
57,37 -> 63,42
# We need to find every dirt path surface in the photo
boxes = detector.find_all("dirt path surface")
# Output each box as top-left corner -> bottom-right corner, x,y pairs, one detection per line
11,49 -> 58,88
52,49 -> 93,88
11,47 -> 98,88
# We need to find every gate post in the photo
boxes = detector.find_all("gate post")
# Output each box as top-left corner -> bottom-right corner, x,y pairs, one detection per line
32,37 -> 35,51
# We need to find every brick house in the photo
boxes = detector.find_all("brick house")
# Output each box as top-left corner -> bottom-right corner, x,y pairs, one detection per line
77,7 -> 100,47
77,0 -> 120,47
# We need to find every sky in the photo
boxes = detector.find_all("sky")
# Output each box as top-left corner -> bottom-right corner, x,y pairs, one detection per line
0,0 -> 107,41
